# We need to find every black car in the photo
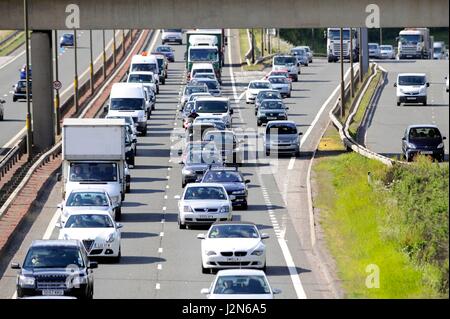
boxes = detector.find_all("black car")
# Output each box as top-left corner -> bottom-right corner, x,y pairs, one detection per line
256,99 -> 288,126
402,125 -> 446,162
13,80 -> 32,102
201,166 -> 250,209
11,240 -> 97,299
181,149 -> 223,187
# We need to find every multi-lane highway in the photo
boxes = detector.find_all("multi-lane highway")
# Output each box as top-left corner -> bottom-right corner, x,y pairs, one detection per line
0,30 -> 120,150
366,59 -> 449,159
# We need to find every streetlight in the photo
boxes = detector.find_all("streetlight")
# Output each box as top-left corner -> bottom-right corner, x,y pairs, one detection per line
102,30 -> 106,80
122,29 -> 126,57
113,29 -> 117,67
359,27 -> 363,83
54,30 -> 61,136
339,27 -> 345,118
23,0 -> 33,156
74,29 -> 79,113
350,28 -> 354,98
89,29 -> 94,95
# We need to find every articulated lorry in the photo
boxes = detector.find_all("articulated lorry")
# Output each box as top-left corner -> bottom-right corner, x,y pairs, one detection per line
185,29 -> 224,81
397,28 -> 433,59
326,28 -> 359,63
62,118 -> 128,218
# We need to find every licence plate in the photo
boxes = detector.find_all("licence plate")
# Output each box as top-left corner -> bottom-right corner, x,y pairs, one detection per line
421,151 -> 433,155
227,257 -> 241,262
199,215 -> 214,219
42,289 -> 64,296
406,97 -> 417,100
267,117 -> 276,120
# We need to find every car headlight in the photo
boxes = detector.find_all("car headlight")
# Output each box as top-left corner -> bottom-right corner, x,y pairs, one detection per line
406,142 -> 416,149
71,274 -> 88,287
183,205 -> 193,212
437,142 -> 444,148
19,275 -> 35,287
232,190 -> 245,195
206,251 -> 217,256
399,88 -> 405,93
182,168 -> 195,175
106,233 -> 116,243
251,250 -> 264,256
219,206 -> 230,213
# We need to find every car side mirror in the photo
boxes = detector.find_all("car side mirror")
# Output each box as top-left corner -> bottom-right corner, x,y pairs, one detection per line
11,262 -> 21,269
285,107 -> 289,110
57,203 -> 62,210
88,261 -> 98,269
393,83 -> 397,87
104,105 -> 109,113
116,223 -> 123,229
56,173 -> 62,182
245,179 -> 250,184
402,137 -> 406,141
298,132 -> 303,136
197,234 -> 206,240
426,82 -> 430,87
273,288 -> 282,294
200,288 -> 210,295
0,99 -> 5,104
177,149 -> 183,155
178,160 -> 184,164
443,136 -> 447,140
230,108 -> 234,114
260,233 -> 270,239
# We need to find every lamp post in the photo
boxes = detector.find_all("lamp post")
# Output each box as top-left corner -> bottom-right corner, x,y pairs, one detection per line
89,30 -> 94,95
340,27 -> 345,118
102,30 -> 106,79
54,30 -> 60,136
74,29 -> 79,113
350,28 -> 354,98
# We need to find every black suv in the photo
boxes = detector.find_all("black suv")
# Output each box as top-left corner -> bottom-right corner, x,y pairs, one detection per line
13,79 -> 32,102
11,240 -> 97,299
402,125 -> 446,162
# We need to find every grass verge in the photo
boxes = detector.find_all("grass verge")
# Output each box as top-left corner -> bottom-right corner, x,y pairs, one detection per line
0,32 -> 25,57
313,153 -> 448,298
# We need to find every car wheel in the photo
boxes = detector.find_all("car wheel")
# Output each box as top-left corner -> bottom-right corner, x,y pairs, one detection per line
397,102 -> 401,106
16,288 -> 24,298
295,150 -> 300,157
287,93 -> 291,98
241,201 -> 248,210
257,120 -> 261,127
157,87 -> 159,94
423,100 -> 427,106
246,101 -> 249,104
126,183 -> 130,193
113,247 -> 121,263
265,149 -> 270,156
178,218 -> 186,229
201,263 -> 209,274
115,207 -> 122,221
142,126 -> 147,136
261,262 -> 267,272
0,113 -> 3,121
13,96 -> 17,102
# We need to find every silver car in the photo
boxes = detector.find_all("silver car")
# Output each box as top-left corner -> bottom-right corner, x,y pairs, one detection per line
263,120 -> 302,156
267,76 -> 291,98
290,47 -> 309,66
178,183 -> 233,229
180,84 -> 209,108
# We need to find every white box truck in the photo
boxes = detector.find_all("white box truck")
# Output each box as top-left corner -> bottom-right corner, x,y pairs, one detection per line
397,28 -> 433,59
62,118 -> 128,219
327,28 -> 359,63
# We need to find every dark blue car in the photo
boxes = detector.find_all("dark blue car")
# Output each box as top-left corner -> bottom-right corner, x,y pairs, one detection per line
20,64 -> 32,80
155,45 -> 175,62
201,166 -> 250,209
60,33 -> 74,47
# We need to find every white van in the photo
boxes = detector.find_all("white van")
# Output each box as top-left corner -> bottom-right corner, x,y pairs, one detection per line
394,73 -> 429,106
189,63 -> 215,81
129,55 -> 160,85
127,71 -> 159,109
106,83 -> 149,135
194,96 -> 233,128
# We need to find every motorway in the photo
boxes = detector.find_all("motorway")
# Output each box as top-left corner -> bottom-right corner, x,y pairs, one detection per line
366,59 -> 449,159
0,30 -> 122,151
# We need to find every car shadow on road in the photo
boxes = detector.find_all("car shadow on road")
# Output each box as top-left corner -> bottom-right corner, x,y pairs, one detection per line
129,188 -> 165,194
138,148 -> 171,157
131,177 -> 168,183
122,201 -> 147,207
121,232 -> 158,239
133,164 -> 170,170
247,204 -> 284,211
266,265 -> 311,276
114,256 -> 166,265
121,212 -> 164,223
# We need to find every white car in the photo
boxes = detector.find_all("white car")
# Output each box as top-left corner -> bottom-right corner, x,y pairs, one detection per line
178,183 -> 233,229
197,221 -> 268,273
201,269 -> 281,299
272,55 -> 300,81
368,43 -> 381,58
194,96 -> 232,128
379,45 -> 396,59
180,84 -> 209,108
245,80 -> 272,104
57,211 -> 123,261
127,71 -> 159,96
59,189 -> 120,225
161,29 -> 183,45
394,73 -> 429,106
298,45 -> 313,63
267,75 -> 291,98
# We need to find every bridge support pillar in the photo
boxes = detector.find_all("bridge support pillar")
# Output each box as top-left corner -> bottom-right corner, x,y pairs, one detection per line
31,30 -> 55,151
360,27 -> 369,77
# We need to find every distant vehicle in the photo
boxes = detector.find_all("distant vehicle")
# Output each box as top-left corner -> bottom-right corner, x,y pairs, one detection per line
127,71 -> 159,96
194,96 -> 232,128
368,43 -> 381,59
189,63 -> 217,82
256,99 -> 288,126
124,128 -> 136,166
264,120 -> 302,157
197,221 -> 267,273
12,79 -> 32,102
180,149 -> 223,187
402,125 -> 446,162
272,55 -> 300,81
11,240 -> 97,299
201,167 -> 250,209
191,78 -> 221,96
60,33 -> 74,47
180,83 -> 209,108
326,28 -> 359,62
178,141 -> 219,166
201,269 -> 281,299
290,47 -> 309,66
255,90 -> 282,115
58,212 -> 123,261
394,73 -> 429,106
177,183 -> 232,229
397,28 -> 433,59
0,99 -> 4,121
58,189 -> 119,225
296,45 -> 313,63
379,45 -> 396,59
129,55 -> 160,86
155,45 -> 175,62
151,54 -> 168,84
161,29 -> 183,45
202,130 -> 243,165
433,41 -> 446,59
20,64 -> 32,79
445,76 -> 449,92
267,76 -> 291,98
246,80 -> 272,104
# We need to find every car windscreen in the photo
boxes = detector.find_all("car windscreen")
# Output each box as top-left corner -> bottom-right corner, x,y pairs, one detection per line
267,124 -> 298,135
274,56 -> 297,65
409,127 -> 442,140
65,214 -> 114,228
194,73 -> 215,79
67,192 -> 109,207
328,29 -> 350,40
157,46 -> 171,52
434,47 -> 442,53
269,77 -> 287,84
69,162 -> 118,182
398,76 -> 426,86
128,74 -> 154,83
291,49 -> 306,56
203,171 -> 243,183
208,224 -> 258,238
213,275 -> 270,294
369,44 -> 378,49
24,246 -> 84,269
399,34 -> 422,44
131,63 -> 157,72
186,151 -> 222,164
258,92 -> 281,100
184,186 -> 227,200
193,69 -> 214,75
195,100 -> 228,113
260,101 -> 284,110
380,45 -> 392,51
249,82 -> 271,89
185,86 -> 208,95
110,98 -> 144,110
204,132 -> 234,144
189,48 -> 219,62
198,81 -> 219,90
